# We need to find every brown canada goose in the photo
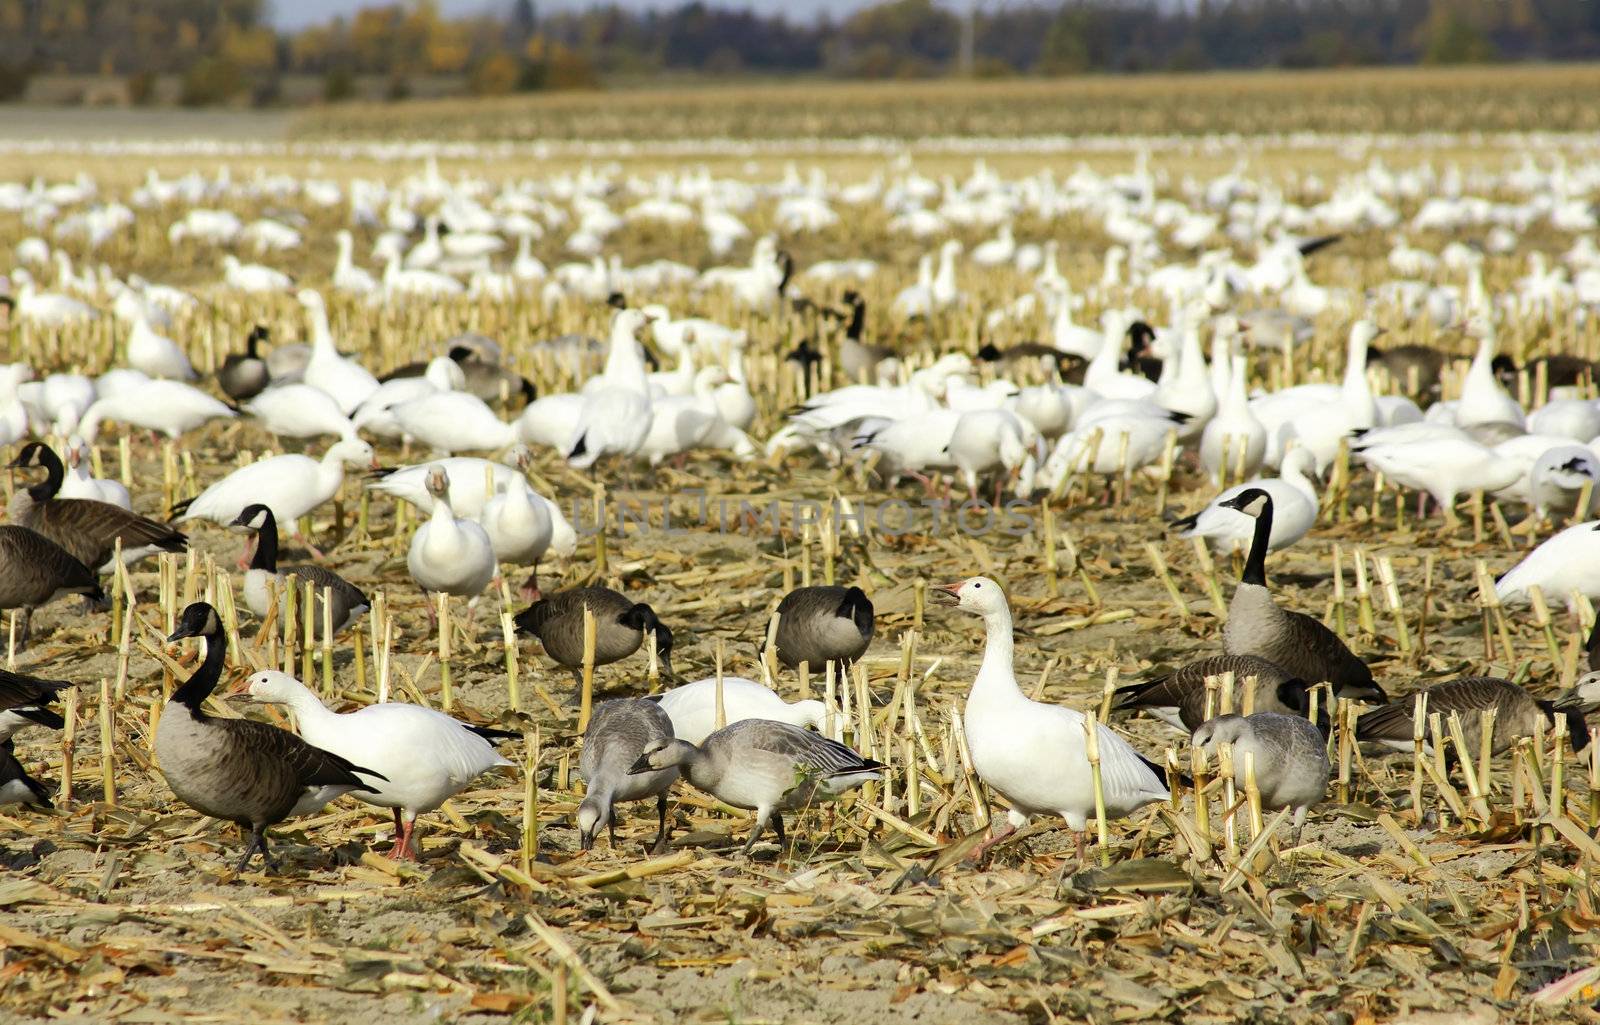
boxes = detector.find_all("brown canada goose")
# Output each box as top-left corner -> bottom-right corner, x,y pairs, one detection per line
1367,342 -> 1451,395
0,739 -> 51,809
770,585 -> 874,673
1357,677 -> 1590,759
1191,712 -> 1329,836
577,698 -> 679,852
1113,653 -> 1311,732
229,504 -> 368,638
381,344 -> 536,407
1494,353 -> 1600,391
514,586 -> 675,685
0,669 -> 73,740
9,442 -> 187,572
0,524 -> 104,646
155,602 -> 386,872
218,325 -> 271,401
1218,489 -> 1386,703
836,291 -> 899,383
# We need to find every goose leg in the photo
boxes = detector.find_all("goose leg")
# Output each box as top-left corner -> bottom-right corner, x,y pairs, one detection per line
742,808 -> 772,854
238,826 -> 276,873
388,809 -> 408,859
771,812 -> 787,859
519,567 -> 541,603
650,794 -> 670,854
967,821 -> 1018,863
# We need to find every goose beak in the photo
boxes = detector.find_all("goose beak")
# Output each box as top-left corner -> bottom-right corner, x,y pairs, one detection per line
1550,692 -> 1584,711
579,830 -> 595,851
167,624 -> 197,642
929,583 -> 962,606
626,755 -> 654,775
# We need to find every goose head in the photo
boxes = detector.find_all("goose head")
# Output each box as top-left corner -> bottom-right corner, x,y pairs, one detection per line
1552,671 -> 1600,714
1219,487 -> 1273,519
929,576 -> 1007,616
245,670 -> 306,706
168,601 -> 222,643
228,503 -> 276,534
424,465 -> 451,500
296,287 -> 325,310
620,603 -> 675,675
329,438 -> 379,470
1190,712 -> 1248,751
8,440 -> 58,474
575,795 -> 610,851
628,737 -> 699,775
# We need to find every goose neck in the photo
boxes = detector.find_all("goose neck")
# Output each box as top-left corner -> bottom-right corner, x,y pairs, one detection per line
1241,502 -> 1274,586
971,606 -> 1020,701
172,631 -> 227,712
251,511 -> 279,572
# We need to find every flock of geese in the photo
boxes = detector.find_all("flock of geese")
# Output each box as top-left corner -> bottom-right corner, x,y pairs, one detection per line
2,150 -> 1600,876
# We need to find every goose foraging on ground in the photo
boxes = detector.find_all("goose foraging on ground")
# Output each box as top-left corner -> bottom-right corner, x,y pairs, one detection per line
1356,677 -> 1589,758
652,676 -> 826,746
0,739 -> 51,809
9,442 -> 187,572
1113,654 -> 1310,732
578,698 -> 679,852
1191,712 -> 1329,836
1495,521 -> 1600,608
628,718 -> 881,854
0,668 -> 73,740
0,524 -> 104,646
934,576 -> 1171,863
59,436 -> 131,509
230,504 -> 368,638
514,585 -> 675,686
245,670 -> 514,860
77,378 -> 235,442
769,585 -> 874,674
156,603 -> 386,872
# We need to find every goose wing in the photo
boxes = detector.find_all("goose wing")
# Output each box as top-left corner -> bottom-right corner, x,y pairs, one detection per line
222,717 -> 386,791
37,497 -> 187,563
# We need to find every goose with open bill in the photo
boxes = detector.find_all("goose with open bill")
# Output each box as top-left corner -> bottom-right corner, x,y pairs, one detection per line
229,504 -> 369,638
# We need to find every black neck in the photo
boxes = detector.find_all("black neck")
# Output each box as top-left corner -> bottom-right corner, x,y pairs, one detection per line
846,299 -> 864,342
249,509 -> 279,573
1587,612 -> 1600,672
27,448 -> 64,502
1241,501 -> 1273,586
246,330 -> 262,358
173,629 -> 227,713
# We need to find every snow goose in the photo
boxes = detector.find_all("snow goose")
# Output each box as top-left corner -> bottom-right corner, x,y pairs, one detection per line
59,436 -> 130,509
0,738 -> 50,810
566,309 -> 654,471
1035,409 -> 1181,492
0,525 -> 102,647
1456,321 -> 1525,428
947,408 -> 1034,504
9,442 -> 187,572
1084,314 -> 1159,400
217,325 -> 271,402
368,452 -> 533,518
406,466 -> 496,609
1356,436 -> 1520,521
637,367 -> 734,466
221,254 -> 293,293
156,604 -> 385,872
769,585 -> 873,673
1496,521 -> 1600,608
1200,351 -> 1265,484
933,576 -> 1171,862
1173,447 -> 1319,553
514,585 -> 675,686
245,383 -> 359,443
1113,654 -> 1306,732
390,391 -> 517,455
653,677 -> 826,746
481,454 -> 553,600
299,290 -> 379,414
332,230 -> 378,296
577,698 -> 679,852
1055,302 -> 1112,361
126,309 -> 194,381
851,408 -> 963,487
174,437 -> 377,547
1154,314 -> 1217,435
1270,320 -> 1381,472
1525,447 -> 1600,520
627,718 -> 881,854
1527,400 -> 1600,443
0,668 -> 72,740
230,505 -> 368,638
77,378 -> 235,442
246,670 -> 513,860
1357,678 -> 1588,758
10,273 -> 95,326
1218,489 -> 1385,702
1191,712 -> 1329,836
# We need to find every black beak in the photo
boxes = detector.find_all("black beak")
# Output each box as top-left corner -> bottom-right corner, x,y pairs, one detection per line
579,829 -> 595,851
627,755 -> 654,775
167,625 -> 198,642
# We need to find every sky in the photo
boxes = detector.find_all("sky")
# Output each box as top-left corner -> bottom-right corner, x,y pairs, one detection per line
265,0 -> 876,30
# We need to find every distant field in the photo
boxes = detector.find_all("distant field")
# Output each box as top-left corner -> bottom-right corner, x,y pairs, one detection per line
292,63 -> 1600,142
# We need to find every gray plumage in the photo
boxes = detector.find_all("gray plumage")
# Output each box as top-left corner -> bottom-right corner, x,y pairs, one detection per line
1114,654 -> 1307,732
628,718 -> 882,854
835,292 -> 898,383
10,442 -> 187,572
1552,670 -> 1600,716
772,585 -> 874,671
515,586 -> 674,679
1356,677 -> 1591,759
0,738 -> 51,809
0,669 -> 73,740
0,524 -> 104,647
155,602 -> 385,872
1191,712 -> 1329,829
1219,488 -> 1386,703
232,504 -> 368,638
218,325 -> 271,401
577,698 -> 679,852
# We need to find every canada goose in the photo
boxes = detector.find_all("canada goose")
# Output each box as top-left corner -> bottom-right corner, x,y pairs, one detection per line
770,585 -> 874,673
628,718 -> 881,854
155,602 -> 386,872
9,442 -> 187,572
0,525 -> 105,646
836,291 -> 899,383
229,504 -> 368,638
1356,677 -> 1590,759
934,577 -> 1171,863
1191,712 -> 1329,835
1367,342 -> 1450,396
652,676 -> 826,746
1551,669 -> 1600,715
1113,654 -> 1311,732
577,698 -> 679,852
245,670 -> 513,860
1218,489 -> 1386,703
514,586 -> 675,686
0,739 -> 51,809
1493,353 -> 1600,391
0,668 -> 73,740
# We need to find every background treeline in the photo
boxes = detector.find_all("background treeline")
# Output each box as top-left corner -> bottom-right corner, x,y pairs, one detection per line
1,0 -> 1598,106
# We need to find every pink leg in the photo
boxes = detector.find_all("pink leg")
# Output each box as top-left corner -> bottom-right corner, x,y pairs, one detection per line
387,809 -> 408,859
967,821 -> 1019,862
518,568 -> 542,603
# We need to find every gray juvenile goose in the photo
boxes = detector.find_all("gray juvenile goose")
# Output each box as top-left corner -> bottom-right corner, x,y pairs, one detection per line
9,442 -> 187,572
1356,677 -> 1590,759
0,524 -> 104,646
1191,712 -> 1329,835
155,602 -> 386,872
577,698 -> 679,852
1218,489 -> 1386,703
515,586 -> 675,684
629,718 -> 882,854
0,739 -> 51,809
0,668 -> 74,740
1114,653 -> 1311,732
771,585 -> 874,673
230,504 -> 368,638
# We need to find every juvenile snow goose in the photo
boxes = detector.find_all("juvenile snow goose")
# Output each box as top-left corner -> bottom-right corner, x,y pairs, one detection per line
1219,488 -> 1385,703
0,668 -> 73,740
1113,654 -> 1310,732
156,603 -> 385,871
9,442 -> 187,572
769,585 -> 874,674
245,670 -> 513,860
934,576 -> 1171,863
1191,712 -> 1329,836
628,718 -> 881,854
577,697 -> 679,852
1357,677 -> 1589,758
0,738 -> 51,809
514,586 -> 675,686
229,505 -> 368,638
652,677 -> 826,746
0,525 -> 103,646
